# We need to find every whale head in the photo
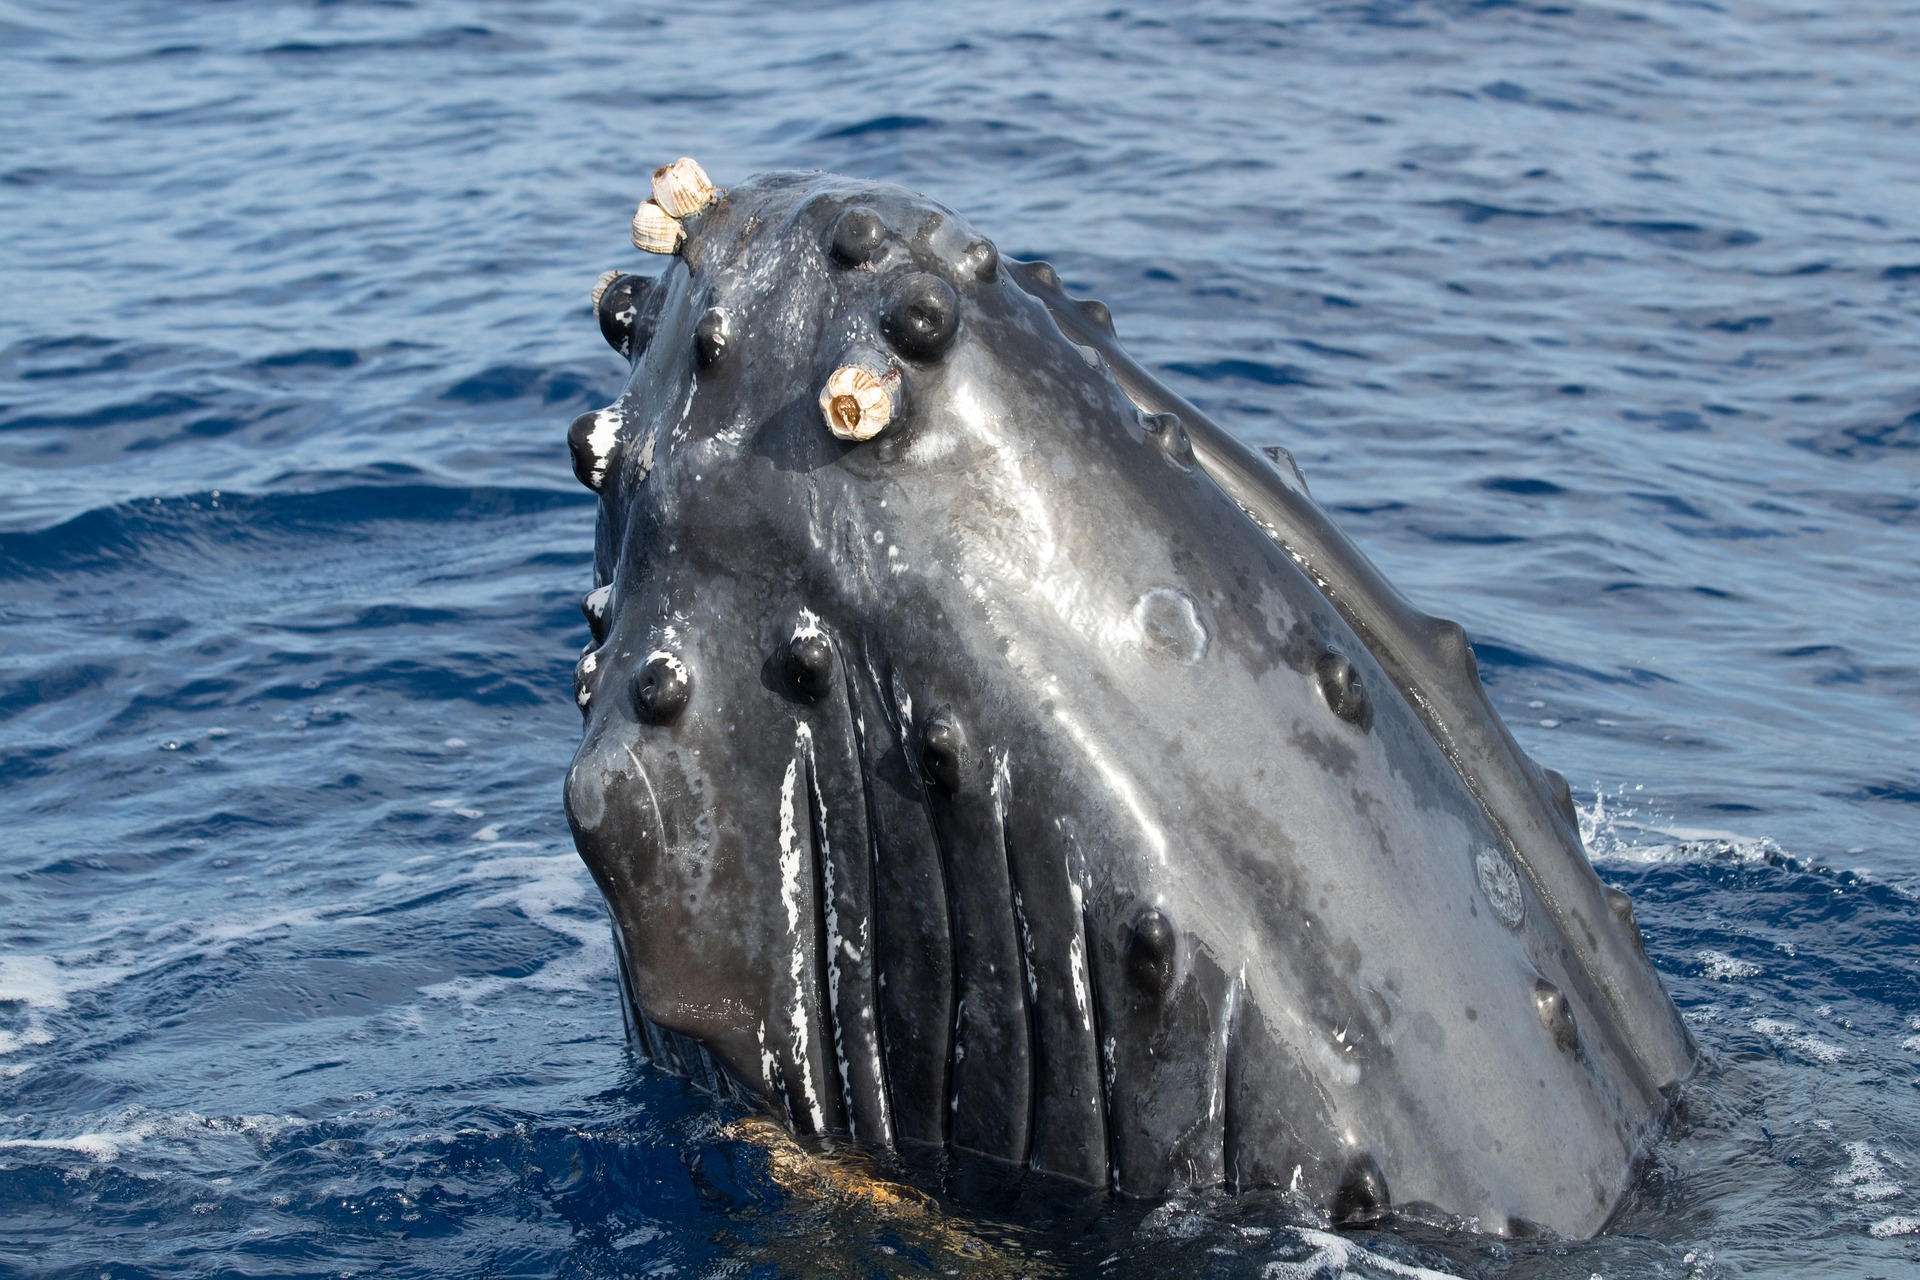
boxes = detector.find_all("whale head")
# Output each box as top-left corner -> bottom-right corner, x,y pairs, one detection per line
560,164 -> 1692,1237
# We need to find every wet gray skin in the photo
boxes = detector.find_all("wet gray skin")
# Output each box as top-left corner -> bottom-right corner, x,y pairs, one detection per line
562,170 -> 1695,1238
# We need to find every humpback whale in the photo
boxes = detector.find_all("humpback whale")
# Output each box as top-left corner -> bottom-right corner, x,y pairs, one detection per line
560,160 -> 1694,1238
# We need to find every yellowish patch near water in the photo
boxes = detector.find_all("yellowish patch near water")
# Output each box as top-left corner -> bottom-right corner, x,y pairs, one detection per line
720,1116 -> 1061,1279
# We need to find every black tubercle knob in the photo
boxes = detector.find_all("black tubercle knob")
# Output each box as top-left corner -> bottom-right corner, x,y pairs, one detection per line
919,716 -> 966,793
1315,650 -> 1373,730
1534,978 -> 1579,1053
1332,1154 -> 1390,1228
781,631 -> 834,703
961,238 -> 998,282
1605,886 -> 1644,947
634,653 -> 690,725
596,273 -> 653,358
573,651 -> 597,717
1078,298 -> 1115,333
881,272 -> 960,361
695,307 -> 731,367
1144,412 -> 1194,467
1125,908 -> 1177,998
567,408 -> 615,492
829,207 -> 886,267
580,588 -> 610,645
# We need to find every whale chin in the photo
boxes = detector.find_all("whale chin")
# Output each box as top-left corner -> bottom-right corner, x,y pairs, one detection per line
559,163 -> 1694,1238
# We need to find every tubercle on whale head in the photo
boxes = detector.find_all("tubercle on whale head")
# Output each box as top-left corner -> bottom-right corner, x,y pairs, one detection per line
558,160 -> 1696,1239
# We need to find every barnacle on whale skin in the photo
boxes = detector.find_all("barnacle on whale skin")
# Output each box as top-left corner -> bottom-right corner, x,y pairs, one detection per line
818,361 -> 899,442
652,156 -> 717,218
630,200 -> 684,254
589,268 -> 622,310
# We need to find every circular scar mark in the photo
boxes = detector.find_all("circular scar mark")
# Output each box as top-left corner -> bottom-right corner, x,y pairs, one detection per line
1132,588 -> 1208,665
1475,848 -> 1526,929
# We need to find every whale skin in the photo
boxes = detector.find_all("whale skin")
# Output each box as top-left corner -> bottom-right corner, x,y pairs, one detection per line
560,168 -> 1694,1238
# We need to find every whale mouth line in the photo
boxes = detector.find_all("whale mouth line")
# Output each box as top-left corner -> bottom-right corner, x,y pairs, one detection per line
608,915 -> 754,1108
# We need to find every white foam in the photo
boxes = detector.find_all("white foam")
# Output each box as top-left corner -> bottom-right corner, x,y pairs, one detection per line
0,955 -> 134,1056
1578,790 -> 1786,867
1751,1017 -> 1845,1064
0,956 -> 74,1011
1834,1142 -> 1903,1203
0,1132 -> 127,1161
1869,1215 -> 1920,1238
1259,1228 -> 1459,1279
0,1108 -> 299,1167
1697,950 -> 1760,981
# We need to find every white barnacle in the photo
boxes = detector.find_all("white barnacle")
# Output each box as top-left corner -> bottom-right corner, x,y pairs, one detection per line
818,362 -> 899,441
590,269 -> 622,310
1475,847 -> 1526,928
630,200 -> 684,254
651,157 -> 716,218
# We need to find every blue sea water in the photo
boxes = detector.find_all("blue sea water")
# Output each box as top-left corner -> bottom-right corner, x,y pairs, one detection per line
2,0 -> 1917,1274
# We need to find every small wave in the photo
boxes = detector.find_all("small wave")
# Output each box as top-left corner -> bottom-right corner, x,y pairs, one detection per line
0,954 -> 134,1057
417,848 -> 614,1007
0,1132 -> 128,1160
1163,357 -> 1317,388
1578,788 -> 1792,868
816,114 -> 938,140
0,841 -> 607,1075
0,482 -> 587,580
0,1106 -> 299,1166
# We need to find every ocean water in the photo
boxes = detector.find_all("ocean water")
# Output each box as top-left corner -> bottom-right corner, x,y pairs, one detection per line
2,0 -> 1917,1275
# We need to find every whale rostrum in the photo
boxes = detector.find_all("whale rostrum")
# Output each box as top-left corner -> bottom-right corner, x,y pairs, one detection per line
561,162 -> 1694,1238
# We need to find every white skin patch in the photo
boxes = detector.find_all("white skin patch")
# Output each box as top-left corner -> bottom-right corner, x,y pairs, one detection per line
644,650 -> 686,682
995,756 -> 1040,1007
1067,883 -> 1092,1032
635,429 -> 656,483
777,751 -> 826,1133
797,723 -> 857,1135
759,1021 -> 777,1097
585,406 -> 623,490
583,584 -> 611,621
574,651 -> 598,708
